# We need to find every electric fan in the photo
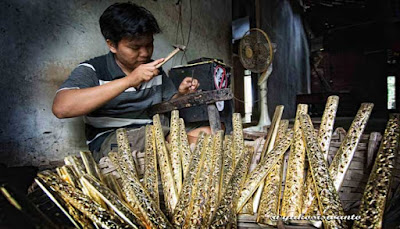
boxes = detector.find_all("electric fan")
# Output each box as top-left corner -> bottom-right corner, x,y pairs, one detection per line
239,28 -> 274,130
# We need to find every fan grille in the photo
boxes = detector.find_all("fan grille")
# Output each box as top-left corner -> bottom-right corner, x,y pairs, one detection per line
239,28 -> 273,74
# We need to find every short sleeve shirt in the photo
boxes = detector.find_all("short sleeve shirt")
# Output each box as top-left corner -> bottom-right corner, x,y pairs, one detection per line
58,52 -> 177,143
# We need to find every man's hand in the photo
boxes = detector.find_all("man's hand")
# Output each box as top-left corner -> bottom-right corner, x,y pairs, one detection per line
178,77 -> 200,95
126,58 -> 164,87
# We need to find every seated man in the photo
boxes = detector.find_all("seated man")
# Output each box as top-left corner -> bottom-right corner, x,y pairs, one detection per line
52,2 -> 210,161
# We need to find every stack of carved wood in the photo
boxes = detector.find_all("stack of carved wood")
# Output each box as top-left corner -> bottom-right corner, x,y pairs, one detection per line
34,96 -> 400,229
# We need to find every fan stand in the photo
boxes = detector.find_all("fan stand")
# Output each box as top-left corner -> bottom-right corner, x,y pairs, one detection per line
245,64 -> 273,132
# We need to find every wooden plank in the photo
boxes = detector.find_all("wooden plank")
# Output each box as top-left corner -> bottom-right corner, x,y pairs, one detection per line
342,179 -> 367,188
339,193 -> 363,201
243,131 -> 268,140
238,214 -> 258,222
329,141 -> 367,149
350,156 -> 365,163
344,172 -> 366,181
348,161 -> 365,170
149,88 -> 233,114
354,150 -> 367,157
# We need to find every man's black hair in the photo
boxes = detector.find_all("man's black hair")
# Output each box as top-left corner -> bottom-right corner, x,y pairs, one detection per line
99,2 -> 161,44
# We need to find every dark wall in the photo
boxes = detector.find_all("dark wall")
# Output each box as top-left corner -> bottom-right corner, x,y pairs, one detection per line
306,0 -> 400,118
262,0 -> 310,119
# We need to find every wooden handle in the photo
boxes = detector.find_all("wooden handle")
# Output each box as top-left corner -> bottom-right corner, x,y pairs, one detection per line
156,48 -> 180,68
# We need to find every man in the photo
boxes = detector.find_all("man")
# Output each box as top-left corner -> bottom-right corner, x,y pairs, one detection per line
52,2 -> 206,160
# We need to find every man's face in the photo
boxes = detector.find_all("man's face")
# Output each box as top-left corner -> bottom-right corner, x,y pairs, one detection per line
108,34 -> 154,73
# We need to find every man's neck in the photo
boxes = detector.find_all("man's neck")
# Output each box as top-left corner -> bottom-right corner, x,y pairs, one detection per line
114,58 -> 132,76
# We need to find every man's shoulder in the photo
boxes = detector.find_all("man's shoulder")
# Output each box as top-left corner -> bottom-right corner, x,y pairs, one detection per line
81,53 -> 109,66
76,53 -> 114,80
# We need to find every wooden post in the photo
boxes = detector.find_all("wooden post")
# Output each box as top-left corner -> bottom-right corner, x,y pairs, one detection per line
207,104 -> 221,134
367,132 -> 381,169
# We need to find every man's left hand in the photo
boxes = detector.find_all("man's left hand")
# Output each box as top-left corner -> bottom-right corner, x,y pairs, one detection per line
178,77 -> 200,95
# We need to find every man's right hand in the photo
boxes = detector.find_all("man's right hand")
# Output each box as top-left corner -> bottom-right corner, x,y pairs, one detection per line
127,58 -> 164,87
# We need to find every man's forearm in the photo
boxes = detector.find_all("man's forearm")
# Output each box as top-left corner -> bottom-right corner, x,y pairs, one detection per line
52,77 -> 131,118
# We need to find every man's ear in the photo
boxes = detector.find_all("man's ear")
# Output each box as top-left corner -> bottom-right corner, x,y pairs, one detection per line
106,39 -> 117,53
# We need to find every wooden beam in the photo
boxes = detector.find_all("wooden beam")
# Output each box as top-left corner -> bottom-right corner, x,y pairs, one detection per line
149,88 -> 233,115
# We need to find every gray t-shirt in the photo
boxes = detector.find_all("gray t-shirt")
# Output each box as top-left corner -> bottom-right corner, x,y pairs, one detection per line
57,52 -> 177,144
